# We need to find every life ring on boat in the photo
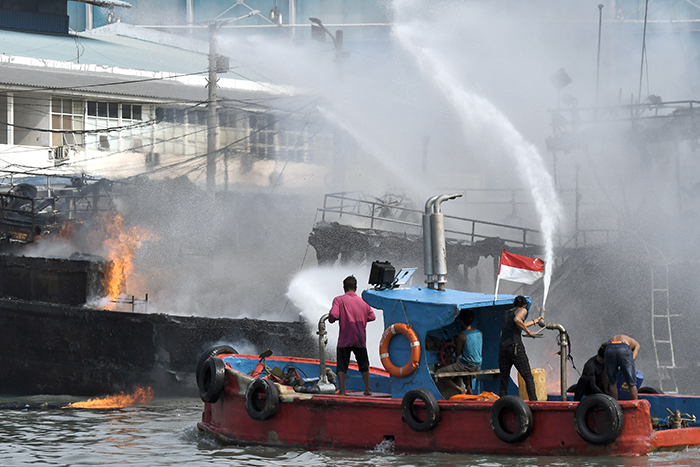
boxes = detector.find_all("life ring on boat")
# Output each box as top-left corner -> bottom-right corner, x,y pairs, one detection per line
402,388 -> 440,431
489,395 -> 534,443
379,323 -> 420,378
198,356 -> 227,403
574,394 -> 623,445
245,378 -> 280,421
196,344 -> 237,387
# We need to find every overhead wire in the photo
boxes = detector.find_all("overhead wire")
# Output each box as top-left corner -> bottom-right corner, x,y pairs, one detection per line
0,28 -> 331,179
7,69 -> 210,96
121,96 -> 323,180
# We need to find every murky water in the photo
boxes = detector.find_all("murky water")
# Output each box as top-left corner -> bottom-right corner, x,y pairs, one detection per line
0,397 -> 699,466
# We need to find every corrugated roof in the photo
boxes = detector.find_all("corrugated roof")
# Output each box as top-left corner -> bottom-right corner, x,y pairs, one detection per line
0,27 -> 289,102
0,28 -> 205,73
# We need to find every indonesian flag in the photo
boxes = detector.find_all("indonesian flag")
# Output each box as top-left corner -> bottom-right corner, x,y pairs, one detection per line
497,249 -> 545,285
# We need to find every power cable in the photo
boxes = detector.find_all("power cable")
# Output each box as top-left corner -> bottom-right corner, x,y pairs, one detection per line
7,93 -> 322,181
0,118 -> 156,135
123,97 -> 322,179
8,70 -> 209,96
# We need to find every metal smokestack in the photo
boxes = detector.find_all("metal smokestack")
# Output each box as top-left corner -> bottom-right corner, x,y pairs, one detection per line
424,193 -> 463,290
422,195 -> 440,285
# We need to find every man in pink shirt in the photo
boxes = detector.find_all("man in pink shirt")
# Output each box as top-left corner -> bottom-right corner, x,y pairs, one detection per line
328,275 -> 376,395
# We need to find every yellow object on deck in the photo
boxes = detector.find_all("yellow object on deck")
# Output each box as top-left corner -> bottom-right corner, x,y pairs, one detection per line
518,368 -> 547,401
448,391 -> 499,402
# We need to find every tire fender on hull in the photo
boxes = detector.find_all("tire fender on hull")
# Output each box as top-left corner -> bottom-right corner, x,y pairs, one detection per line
196,344 -> 237,386
198,356 -> 227,403
574,394 -> 624,445
401,388 -> 440,431
245,378 -> 280,421
489,395 -> 534,443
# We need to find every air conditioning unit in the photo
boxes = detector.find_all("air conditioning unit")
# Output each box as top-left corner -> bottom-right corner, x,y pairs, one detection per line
50,146 -> 71,163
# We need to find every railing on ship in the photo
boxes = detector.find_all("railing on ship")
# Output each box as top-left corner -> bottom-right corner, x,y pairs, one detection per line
318,191 -> 622,252
317,192 -> 542,248
0,172 -> 113,242
559,228 -> 619,249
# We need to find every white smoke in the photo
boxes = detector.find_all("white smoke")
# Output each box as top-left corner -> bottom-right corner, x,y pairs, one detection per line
286,265 -> 384,367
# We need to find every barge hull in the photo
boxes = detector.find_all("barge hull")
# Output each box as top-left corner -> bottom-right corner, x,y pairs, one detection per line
0,298 -> 315,397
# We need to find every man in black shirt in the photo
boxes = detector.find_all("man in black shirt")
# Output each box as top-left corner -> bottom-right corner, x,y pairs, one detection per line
498,295 -> 544,400
573,343 -> 607,401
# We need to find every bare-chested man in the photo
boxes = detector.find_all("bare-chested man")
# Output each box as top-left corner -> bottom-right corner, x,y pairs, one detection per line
605,334 -> 640,400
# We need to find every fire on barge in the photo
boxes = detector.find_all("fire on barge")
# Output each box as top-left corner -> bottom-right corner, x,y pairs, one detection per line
0,172 -> 315,397
197,193 -> 700,456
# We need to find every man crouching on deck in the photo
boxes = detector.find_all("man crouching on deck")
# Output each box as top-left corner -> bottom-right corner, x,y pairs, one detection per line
329,275 -> 376,395
605,334 -> 640,400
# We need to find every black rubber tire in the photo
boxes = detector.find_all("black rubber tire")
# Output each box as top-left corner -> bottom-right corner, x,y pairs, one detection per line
489,396 -> 534,443
639,386 -> 661,394
574,394 -> 624,445
245,378 -> 280,421
198,356 -> 227,403
401,388 -> 440,432
196,344 -> 237,385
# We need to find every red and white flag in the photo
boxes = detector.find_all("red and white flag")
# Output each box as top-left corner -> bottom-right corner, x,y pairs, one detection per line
497,249 -> 545,285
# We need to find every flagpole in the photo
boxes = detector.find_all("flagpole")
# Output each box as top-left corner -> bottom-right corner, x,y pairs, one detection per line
494,249 -> 504,303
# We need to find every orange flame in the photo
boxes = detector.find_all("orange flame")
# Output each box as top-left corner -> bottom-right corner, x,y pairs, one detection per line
100,213 -> 154,301
64,386 -> 154,409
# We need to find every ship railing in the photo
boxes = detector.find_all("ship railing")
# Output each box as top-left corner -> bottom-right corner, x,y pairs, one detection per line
549,99 -> 700,128
0,190 -> 114,243
0,192 -> 114,223
558,229 -> 621,250
318,192 -> 543,248
110,294 -> 148,312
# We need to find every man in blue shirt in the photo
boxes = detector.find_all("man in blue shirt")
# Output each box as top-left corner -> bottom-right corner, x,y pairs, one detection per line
437,309 -> 482,395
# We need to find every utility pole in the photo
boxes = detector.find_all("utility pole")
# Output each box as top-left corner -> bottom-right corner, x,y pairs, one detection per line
206,22 -> 219,190
595,4 -> 604,109
637,0 -> 650,104
205,11 -> 256,191
309,17 -> 348,190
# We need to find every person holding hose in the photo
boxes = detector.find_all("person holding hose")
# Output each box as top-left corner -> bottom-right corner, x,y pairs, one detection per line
498,295 -> 544,400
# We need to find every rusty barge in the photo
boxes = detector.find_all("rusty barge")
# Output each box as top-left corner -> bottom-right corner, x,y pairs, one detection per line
0,174 -> 315,397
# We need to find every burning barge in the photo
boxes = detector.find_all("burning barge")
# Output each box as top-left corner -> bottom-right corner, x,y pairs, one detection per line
197,194 -> 700,456
0,290 -> 314,397
0,174 -> 315,397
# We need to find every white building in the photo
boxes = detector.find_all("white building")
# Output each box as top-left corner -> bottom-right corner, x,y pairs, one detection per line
0,21 -> 333,189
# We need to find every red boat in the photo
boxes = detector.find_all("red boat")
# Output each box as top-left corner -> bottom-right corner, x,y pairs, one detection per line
197,194 -> 700,456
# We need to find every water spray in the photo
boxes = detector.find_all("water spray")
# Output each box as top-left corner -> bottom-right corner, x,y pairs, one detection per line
394,16 -> 563,313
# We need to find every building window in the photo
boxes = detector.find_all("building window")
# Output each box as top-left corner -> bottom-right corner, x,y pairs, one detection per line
86,101 -> 143,150
249,113 -> 275,160
123,104 -> 142,121
51,97 -> 83,146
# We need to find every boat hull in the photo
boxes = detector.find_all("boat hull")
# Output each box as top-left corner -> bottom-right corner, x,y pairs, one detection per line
197,367 -> 700,456
0,298 -> 316,397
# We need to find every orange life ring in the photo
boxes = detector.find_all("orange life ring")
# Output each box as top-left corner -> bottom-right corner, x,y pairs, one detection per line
379,323 -> 421,377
